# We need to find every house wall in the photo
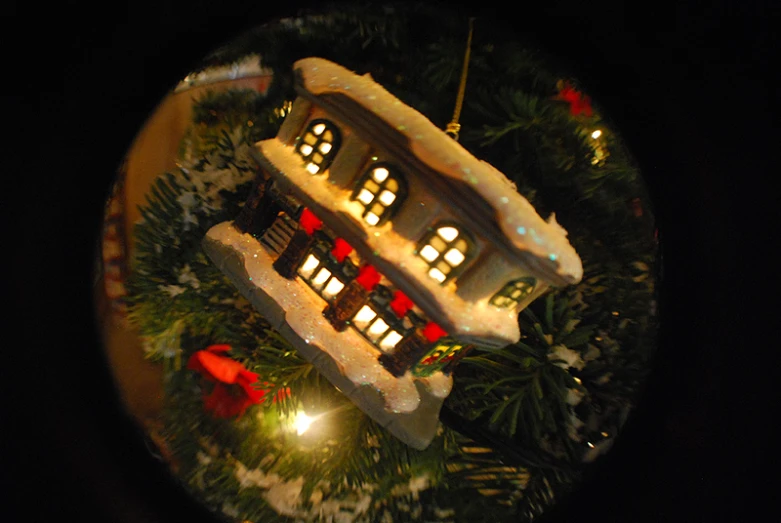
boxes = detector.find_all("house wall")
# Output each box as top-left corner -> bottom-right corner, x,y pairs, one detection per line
327,133 -> 372,187
455,248 -> 520,302
458,251 -> 551,312
387,164 -> 446,242
274,102 -> 548,317
276,97 -> 312,145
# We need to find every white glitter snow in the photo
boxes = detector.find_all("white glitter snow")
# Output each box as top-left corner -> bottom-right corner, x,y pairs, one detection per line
207,222 -> 453,413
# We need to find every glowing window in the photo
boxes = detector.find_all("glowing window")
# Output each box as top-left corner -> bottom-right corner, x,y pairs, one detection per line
416,224 -> 473,285
299,254 -> 320,279
379,330 -> 404,351
322,277 -> 345,299
413,340 -> 468,377
350,163 -> 406,227
295,119 -> 341,175
490,277 -> 536,309
350,302 -> 409,353
353,305 -> 377,329
367,318 -> 390,340
298,250 -> 345,302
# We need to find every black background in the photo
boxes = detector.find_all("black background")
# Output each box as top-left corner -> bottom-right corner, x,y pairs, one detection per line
4,1 -> 774,522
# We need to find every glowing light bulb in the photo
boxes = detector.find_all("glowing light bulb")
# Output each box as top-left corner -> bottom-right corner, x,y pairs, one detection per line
306,163 -> 320,174
312,123 -> 326,135
591,130 -> 602,139
294,412 -> 316,435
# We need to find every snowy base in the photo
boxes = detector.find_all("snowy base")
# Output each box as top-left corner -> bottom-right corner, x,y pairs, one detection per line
202,221 -> 451,449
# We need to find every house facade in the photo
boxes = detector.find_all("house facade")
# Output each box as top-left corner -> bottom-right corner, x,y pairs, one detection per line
203,57 -> 582,448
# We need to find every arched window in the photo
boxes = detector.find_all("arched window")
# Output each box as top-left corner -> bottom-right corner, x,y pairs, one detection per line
490,277 -> 536,308
350,164 -> 407,226
417,224 -> 473,284
295,119 -> 341,175
412,339 -> 467,377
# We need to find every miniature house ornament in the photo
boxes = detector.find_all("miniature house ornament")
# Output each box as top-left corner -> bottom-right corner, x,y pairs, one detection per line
202,57 -> 583,449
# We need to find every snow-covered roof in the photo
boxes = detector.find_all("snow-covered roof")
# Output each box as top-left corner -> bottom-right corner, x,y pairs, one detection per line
294,57 -> 582,285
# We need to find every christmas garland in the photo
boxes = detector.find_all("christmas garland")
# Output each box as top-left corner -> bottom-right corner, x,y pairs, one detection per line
124,9 -> 657,523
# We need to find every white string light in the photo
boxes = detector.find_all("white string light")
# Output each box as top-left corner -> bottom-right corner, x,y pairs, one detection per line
289,404 -> 351,437
293,412 -> 317,435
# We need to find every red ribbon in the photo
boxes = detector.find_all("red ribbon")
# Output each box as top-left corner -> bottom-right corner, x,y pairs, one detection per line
422,322 -> 448,343
390,290 -> 414,318
558,83 -> 593,117
299,208 -> 323,235
331,238 -> 353,262
355,264 -> 381,291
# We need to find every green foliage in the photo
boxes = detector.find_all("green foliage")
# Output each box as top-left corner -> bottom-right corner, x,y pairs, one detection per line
452,293 -> 595,461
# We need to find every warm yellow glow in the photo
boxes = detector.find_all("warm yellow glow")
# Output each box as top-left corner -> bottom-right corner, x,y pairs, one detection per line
368,318 -> 390,338
378,190 -> 396,205
299,144 -> 313,156
380,330 -> 403,351
299,254 -> 320,278
357,189 -> 374,205
312,267 -> 332,287
428,267 -> 447,283
364,212 -> 380,226
353,305 -> 377,327
420,245 -> 439,262
294,412 -> 316,435
306,163 -> 320,174
443,248 -> 465,266
573,377 -> 582,385
313,123 -> 326,135
591,130 -> 602,139
372,167 -> 389,182
319,142 -> 332,154
438,226 -> 459,242
322,277 -> 345,299
587,442 -> 595,448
